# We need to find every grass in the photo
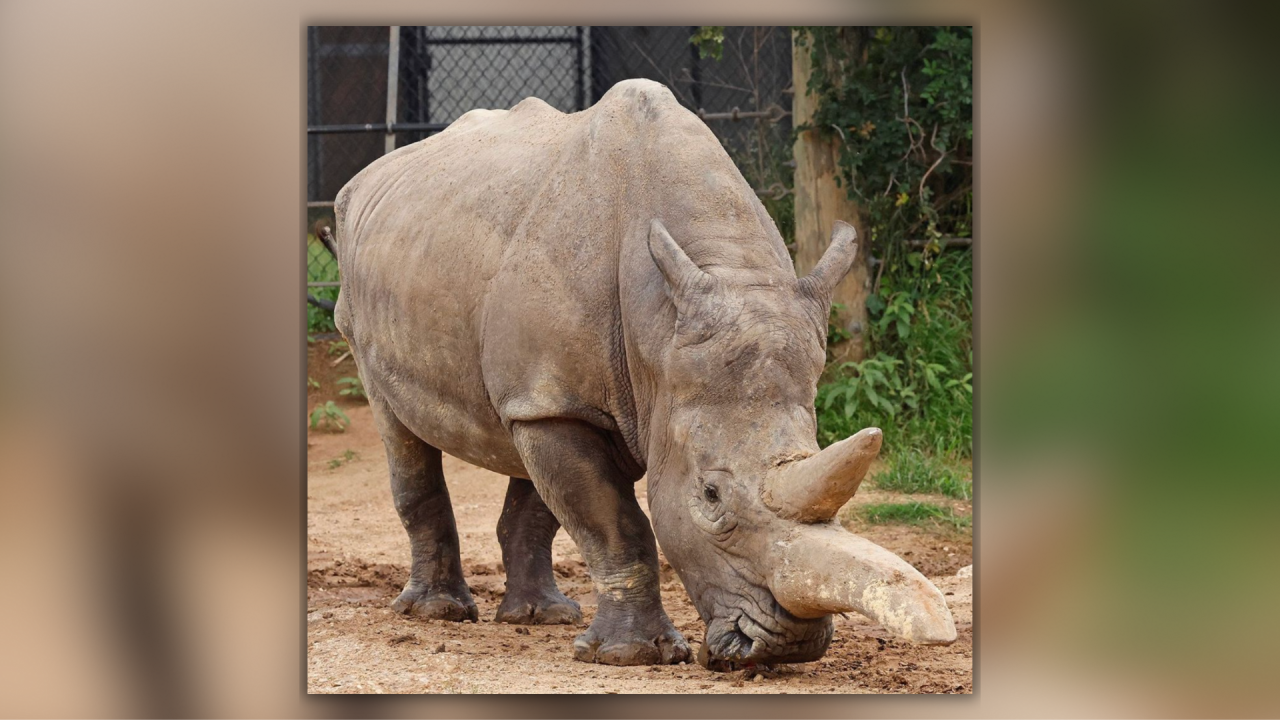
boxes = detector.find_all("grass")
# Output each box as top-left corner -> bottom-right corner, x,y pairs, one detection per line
873,448 -> 972,499
861,501 -> 971,531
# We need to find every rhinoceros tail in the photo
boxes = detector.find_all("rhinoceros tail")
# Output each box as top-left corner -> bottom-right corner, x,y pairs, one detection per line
316,225 -> 337,258
306,294 -> 335,311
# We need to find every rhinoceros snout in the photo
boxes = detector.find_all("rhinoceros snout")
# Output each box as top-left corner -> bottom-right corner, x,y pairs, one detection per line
694,609 -> 834,671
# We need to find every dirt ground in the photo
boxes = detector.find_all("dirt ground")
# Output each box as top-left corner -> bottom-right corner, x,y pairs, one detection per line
306,343 -> 973,694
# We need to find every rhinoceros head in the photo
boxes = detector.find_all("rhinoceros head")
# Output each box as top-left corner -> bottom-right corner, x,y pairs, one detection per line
644,219 -> 956,670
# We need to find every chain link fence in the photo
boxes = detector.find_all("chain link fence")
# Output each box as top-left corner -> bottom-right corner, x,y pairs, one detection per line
307,26 -> 795,325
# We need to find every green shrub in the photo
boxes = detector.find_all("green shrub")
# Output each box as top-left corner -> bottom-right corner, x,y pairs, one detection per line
817,243 -> 972,458
336,376 -> 366,400
309,400 -> 349,433
798,26 -> 973,459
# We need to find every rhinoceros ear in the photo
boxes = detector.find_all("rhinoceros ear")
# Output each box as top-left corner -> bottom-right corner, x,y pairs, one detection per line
649,219 -> 716,305
799,221 -> 858,300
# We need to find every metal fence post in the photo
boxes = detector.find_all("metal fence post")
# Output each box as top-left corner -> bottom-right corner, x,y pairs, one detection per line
385,26 -> 400,154
575,26 -> 585,111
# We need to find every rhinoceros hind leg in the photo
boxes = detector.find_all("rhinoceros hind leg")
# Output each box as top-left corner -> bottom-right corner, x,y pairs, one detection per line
371,397 -> 477,623
494,477 -> 581,625
511,419 -> 690,665
391,582 -> 478,622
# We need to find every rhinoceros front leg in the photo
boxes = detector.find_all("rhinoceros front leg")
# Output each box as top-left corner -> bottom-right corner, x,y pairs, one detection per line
511,419 -> 692,665
494,477 -> 582,625
370,397 -> 478,622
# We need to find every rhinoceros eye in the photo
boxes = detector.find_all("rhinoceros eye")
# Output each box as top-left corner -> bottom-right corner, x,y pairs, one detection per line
703,484 -> 720,503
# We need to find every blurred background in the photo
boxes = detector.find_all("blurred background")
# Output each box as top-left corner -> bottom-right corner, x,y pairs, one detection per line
1,0 -> 1279,718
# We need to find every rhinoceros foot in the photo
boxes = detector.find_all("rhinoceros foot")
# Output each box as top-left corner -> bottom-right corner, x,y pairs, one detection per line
391,582 -> 479,623
495,589 -> 582,625
572,615 -> 691,666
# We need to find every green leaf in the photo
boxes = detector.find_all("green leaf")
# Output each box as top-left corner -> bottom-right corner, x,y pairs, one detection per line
865,385 -> 882,407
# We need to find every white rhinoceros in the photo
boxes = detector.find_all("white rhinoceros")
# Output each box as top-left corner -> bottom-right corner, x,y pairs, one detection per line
331,79 -> 955,668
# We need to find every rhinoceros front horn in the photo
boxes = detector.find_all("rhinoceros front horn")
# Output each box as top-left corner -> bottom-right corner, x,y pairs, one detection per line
763,427 -> 882,523
768,524 -> 957,645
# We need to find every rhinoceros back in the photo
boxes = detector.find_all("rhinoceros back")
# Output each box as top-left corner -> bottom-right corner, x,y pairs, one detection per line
331,84 -> 672,477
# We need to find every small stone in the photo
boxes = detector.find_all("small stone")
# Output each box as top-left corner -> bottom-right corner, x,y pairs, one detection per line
956,565 -> 973,578
322,611 -> 334,619
434,643 -> 446,653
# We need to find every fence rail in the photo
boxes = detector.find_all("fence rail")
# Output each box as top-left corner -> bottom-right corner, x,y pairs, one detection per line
307,122 -> 452,134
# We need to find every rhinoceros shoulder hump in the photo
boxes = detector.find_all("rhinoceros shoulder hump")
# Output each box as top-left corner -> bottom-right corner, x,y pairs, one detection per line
598,78 -> 682,122
444,108 -> 508,134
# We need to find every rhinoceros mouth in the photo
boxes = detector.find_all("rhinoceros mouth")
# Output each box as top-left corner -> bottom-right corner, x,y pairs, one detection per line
698,601 -> 834,671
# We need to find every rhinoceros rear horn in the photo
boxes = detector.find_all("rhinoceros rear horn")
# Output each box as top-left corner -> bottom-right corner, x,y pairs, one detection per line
763,426 -> 882,523
648,219 -> 717,305
800,221 -> 858,299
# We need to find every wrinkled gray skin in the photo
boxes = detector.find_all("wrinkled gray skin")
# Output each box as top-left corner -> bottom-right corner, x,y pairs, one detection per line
332,79 -> 954,668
